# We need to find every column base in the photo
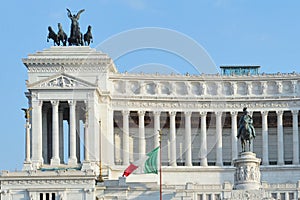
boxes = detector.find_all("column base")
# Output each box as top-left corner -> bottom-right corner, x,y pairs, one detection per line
31,160 -> 43,170
81,160 -> 92,171
22,161 -> 33,171
50,157 -> 60,166
68,157 -> 78,166
200,158 -> 208,167
170,161 -> 177,167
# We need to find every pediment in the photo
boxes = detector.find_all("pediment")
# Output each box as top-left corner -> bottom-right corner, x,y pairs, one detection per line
28,74 -> 96,89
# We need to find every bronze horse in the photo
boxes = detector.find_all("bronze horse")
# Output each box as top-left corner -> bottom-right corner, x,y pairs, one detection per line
239,119 -> 254,152
237,108 -> 256,152
57,23 -> 68,46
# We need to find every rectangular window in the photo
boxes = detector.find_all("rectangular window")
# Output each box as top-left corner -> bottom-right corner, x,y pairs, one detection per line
40,193 -> 43,200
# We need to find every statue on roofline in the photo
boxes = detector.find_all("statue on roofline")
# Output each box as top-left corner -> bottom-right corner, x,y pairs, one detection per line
46,8 -> 93,46
66,8 -> 85,46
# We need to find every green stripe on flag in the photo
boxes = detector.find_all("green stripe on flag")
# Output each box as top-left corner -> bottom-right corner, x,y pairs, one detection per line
144,146 -> 159,174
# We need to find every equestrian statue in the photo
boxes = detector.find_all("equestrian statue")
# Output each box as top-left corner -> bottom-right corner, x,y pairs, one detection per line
237,107 -> 256,152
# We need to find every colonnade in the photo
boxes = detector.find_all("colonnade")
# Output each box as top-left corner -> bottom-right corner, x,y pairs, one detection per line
117,109 -> 300,166
29,100 -> 89,167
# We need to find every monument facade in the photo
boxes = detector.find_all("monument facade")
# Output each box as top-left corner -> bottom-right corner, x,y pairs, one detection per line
0,46 -> 300,199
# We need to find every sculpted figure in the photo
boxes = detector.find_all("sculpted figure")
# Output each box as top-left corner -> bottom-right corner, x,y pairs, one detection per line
237,107 -> 256,152
57,23 -> 68,46
66,8 -> 85,46
47,26 -> 59,46
84,25 -> 93,45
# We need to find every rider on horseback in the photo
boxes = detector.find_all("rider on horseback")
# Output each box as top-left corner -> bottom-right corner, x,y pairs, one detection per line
237,107 -> 256,139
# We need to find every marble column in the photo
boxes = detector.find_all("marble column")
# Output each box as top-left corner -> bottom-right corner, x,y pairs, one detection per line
184,111 -> 192,166
50,100 -> 60,165
261,111 -> 269,165
153,111 -> 161,148
122,110 -> 130,166
200,111 -> 208,166
138,111 -> 146,159
231,111 -> 238,160
68,100 -> 77,165
76,108 -> 80,163
292,110 -> 299,165
84,120 -> 89,161
215,111 -> 223,166
31,100 -> 43,167
276,110 -> 284,165
25,119 -> 31,163
169,111 -> 177,166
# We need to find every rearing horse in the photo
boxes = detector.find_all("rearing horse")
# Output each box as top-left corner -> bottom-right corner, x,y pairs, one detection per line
237,108 -> 256,152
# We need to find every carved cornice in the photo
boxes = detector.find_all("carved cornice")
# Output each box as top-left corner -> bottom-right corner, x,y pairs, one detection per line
111,100 -> 300,111
27,65 -> 112,73
1,179 -> 94,186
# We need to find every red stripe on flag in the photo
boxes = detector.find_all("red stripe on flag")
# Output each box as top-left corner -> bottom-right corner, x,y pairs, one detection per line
122,163 -> 138,177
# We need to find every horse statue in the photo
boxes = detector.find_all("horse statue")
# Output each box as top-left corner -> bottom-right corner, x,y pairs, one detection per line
84,25 -> 93,46
57,23 -> 68,46
47,26 -> 59,46
237,107 -> 256,152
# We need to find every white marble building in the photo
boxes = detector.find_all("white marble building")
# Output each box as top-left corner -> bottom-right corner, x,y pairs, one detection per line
1,46 -> 300,200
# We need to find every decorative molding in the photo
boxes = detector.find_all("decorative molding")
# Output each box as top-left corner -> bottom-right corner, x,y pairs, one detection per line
111,100 -> 294,111
1,179 -> 93,186
110,78 -> 300,98
29,74 -> 95,89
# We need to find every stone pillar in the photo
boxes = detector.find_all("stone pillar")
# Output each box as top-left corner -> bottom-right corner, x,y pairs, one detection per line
233,152 -> 261,190
184,111 -> 192,166
84,121 -> 90,161
200,111 -> 208,166
169,111 -> 177,166
122,110 -> 130,166
76,108 -> 81,163
25,120 -> 31,162
276,110 -> 284,165
68,100 -> 77,165
138,111 -> 146,159
23,116 -> 32,170
292,110 -> 299,165
215,111 -> 223,166
231,111 -> 238,160
153,111 -> 161,148
261,111 -> 269,165
50,100 -> 60,165
31,99 -> 43,168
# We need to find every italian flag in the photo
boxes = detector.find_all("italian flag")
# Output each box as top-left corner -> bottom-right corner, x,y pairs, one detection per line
122,146 -> 159,177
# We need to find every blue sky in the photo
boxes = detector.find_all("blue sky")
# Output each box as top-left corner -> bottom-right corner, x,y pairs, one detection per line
0,1 -> 300,170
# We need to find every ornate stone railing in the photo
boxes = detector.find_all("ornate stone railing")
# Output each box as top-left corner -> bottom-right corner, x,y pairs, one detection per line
110,72 -> 300,98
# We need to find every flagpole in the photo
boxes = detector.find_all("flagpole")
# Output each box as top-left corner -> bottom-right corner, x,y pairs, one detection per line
158,130 -> 163,200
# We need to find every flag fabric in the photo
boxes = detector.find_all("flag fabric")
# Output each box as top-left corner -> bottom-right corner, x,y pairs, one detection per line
122,146 -> 159,177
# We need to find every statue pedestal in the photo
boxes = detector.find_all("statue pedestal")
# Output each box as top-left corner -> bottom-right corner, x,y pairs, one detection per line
233,152 -> 261,190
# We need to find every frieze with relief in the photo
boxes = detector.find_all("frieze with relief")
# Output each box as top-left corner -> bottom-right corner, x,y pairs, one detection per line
29,75 -> 95,89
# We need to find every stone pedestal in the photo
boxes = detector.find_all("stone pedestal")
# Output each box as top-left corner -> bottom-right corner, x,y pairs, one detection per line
233,152 -> 261,190
22,161 -> 33,171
